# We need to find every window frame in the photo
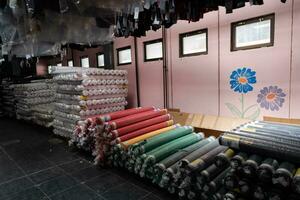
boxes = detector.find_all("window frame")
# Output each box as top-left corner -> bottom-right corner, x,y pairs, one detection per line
96,52 -> 105,68
117,46 -> 132,66
231,13 -> 275,51
143,38 -> 163,62
80,56 -> 90,68
179,28 -> 208,57
67,59 -> 74,67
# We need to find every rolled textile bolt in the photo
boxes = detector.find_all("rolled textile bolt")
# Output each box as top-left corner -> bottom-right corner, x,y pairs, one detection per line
219,134 -> 300,164
224,169 -> 239,190
238,179 -> 252,196
215,148 -> 235,168
108,114 -> 172,139
187,190 -> 196,200
200,193 -> 209,200
114,120 -> 175,144
268,189 -> 284,200
199,164 -> 227,186
178,137 -> 217,169
211,187 -> 227,200
257,158 -> 279,184
224,191 -> 238,200
272,162 -> 296,188
203,167 -> 230,193
241,154 -> 263,179
168,184 -> 176,194
293,168 -> 300,194
253,185 -> 267,200
231,152 -> 248,170
186,145 -> 228,173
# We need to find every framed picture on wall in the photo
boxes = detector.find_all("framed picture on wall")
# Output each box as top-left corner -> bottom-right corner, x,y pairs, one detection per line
144,39 -> 163,62
117,46 -> 132,66
97,53 -> 105,68
179,29 -> 208,57
80,56 -> 90,68
231,13 -> 275,51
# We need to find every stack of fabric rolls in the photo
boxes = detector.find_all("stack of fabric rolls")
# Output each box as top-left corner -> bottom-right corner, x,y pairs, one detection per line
1,79 -> 16,117
14,80 -> 55,124
52,68 -> 128,138
219,121 -> 300,199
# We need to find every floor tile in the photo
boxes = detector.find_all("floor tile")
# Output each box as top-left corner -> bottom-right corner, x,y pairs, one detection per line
5,186 -> 46,200
140,194 -> 161,200
0,154 -> 25,184
38,175 -> 79,196
29,167 -> 66,185
58,159 -> 92,174
102,182 -> 149,200
49,184 -> 103,200
0,177 -> 33,199
85,172 -> 126,194
71,166 -> 108,182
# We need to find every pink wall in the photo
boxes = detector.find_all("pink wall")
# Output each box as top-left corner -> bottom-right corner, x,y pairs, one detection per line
114,0 -> 300,120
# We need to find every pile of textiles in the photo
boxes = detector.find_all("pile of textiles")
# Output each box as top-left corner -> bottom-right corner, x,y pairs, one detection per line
53,68 -> 128,138
0,79 -> 16,117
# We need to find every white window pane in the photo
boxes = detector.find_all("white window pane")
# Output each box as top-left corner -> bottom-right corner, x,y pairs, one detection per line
146,41 -> 163,60
57,63 -> 62,67
68,60 -> 73,66
236,19 -> 271,48
81,57 -> 89,68
183,33 -> 207,55
118,49 -> 131,64
97,54 -> 105,67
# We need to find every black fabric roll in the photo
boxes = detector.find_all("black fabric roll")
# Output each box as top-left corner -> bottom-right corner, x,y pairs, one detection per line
253,185 -> 267,200
293,168 -> 300,194
257,158 -> 279,184
224,191 -> 238,200
219,134 -> 300,164
215,148 -> 235,168
272,162 -> 296,188
230,152 -> 248,170
238,179 -> 252,196
203,167 -> 230,193
224,169 -> 239,190
268,189 -> 284,200
241,154 -> 263,179
199,164 -> 226,185
211,187 -> 227,200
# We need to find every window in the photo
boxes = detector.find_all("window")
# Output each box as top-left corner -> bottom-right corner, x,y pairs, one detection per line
57,63 -> 62,67
117,46 -> 132,65
231,14 -> 275,51
179,29 -> 208,57
144,39 -> 163,62
97,53 -> 105,67
68,60 -> 74,67
80,56 -> 90,68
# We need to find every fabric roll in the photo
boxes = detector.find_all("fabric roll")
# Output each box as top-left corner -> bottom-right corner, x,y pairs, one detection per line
293,168 -> 300,194
121,124 -> 178,149
203,167 -> 230,193
106,109 -> 167,130
215,148 -> 235,168
199,164 -> 227,186
272,162 -> 296,188
230,152 -> 248,170
109,114 -> 171,138
96,107 -> 154,124
257,158 -> 279,184
241,154 -> 263,179
224,169 -> 239,190
114,120 -> 174,144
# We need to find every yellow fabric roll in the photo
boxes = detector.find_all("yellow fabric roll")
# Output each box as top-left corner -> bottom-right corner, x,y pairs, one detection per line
121,121 -> 179,149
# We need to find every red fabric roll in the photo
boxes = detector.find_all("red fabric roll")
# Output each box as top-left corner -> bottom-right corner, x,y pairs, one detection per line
96,107 -> 154,124
107,109 -> 168,130
110,114 -> 171,138
115,120 -> 174,143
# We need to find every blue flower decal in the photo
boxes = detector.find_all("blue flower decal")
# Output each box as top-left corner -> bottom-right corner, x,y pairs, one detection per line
230,67 -> 257,94
257,86 -> 286,111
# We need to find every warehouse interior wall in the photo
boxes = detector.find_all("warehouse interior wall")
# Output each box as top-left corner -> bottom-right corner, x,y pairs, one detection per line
114,0 -> 300,120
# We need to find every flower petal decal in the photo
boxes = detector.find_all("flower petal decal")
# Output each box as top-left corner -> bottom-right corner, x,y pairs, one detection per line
257,86 -> 286,111
230,67 -> 257,94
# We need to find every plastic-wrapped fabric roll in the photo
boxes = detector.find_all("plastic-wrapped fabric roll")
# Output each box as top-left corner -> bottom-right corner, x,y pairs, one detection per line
114,120 -> 174,144
198,164 -> 227,186
219,134 -> 300,164
293,168 -> 300,194
253,185 -> 267,200
133,126 -> 194,156
185,145 -> 227,172
257,158 -> 279,184
109,114 -> 171,138
249,121 -> 300,136
178,137 -> 217,169
272,162 -> 296,188
203,167 -> 230,193
238,179 -> 252,195
241,154 -> 263,179
140,133 -> 204,178
121,124 -> 178,149
211,187 -> 227,200
96,107 -> 154,124
215,148 -> 235,168
230,152 -> 248,170
224,169 -> 239,190
268,189 -> 284,200
106,109 -> 167,130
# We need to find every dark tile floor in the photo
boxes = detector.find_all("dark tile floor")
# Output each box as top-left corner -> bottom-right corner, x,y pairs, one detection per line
0,118 -> 175,200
